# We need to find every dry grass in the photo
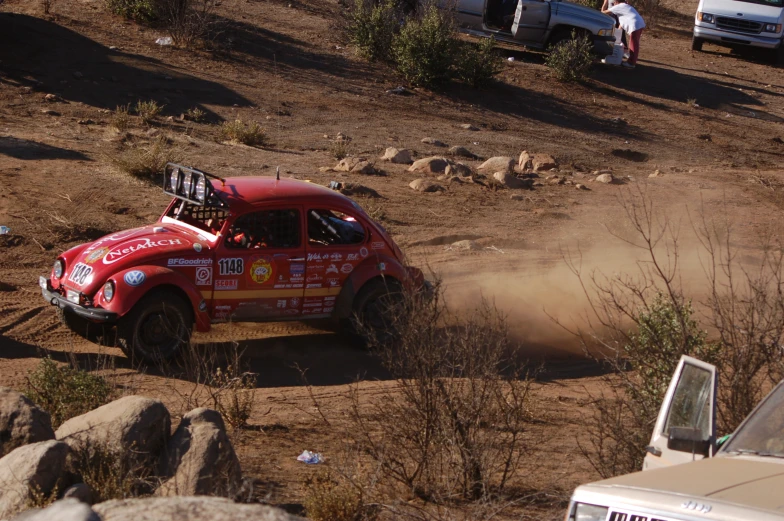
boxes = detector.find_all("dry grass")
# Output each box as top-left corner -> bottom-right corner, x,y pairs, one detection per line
134,100 -> 164,125
111,104 -> 133,131
219,119 -> 267,146
111,135 -> 181,180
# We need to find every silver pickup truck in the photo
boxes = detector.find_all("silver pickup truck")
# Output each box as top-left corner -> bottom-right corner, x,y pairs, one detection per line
450,0 -> 616,55
566,355 -> 784,521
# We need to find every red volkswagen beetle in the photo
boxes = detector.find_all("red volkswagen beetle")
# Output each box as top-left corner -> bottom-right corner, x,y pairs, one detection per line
40,164 -> 425,362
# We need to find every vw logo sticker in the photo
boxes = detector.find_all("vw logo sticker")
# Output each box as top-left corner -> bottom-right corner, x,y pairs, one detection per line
124,270 -> 146,287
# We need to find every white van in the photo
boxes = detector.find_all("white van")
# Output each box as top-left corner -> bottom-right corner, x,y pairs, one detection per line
692,0 -> 784,61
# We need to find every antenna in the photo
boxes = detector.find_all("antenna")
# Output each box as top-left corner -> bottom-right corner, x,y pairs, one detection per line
276,166 -> 280,181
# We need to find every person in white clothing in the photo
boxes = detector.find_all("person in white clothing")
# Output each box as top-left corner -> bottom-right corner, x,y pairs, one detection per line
603,0 -> 645,68
601,0 -> 628,56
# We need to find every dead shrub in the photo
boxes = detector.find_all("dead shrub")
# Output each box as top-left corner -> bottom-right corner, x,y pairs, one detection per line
41,0 -> 55,15
185,106 -> 207,122
134,99 -> 164,125
73,443 -> 153,502
348,282 -> 538,503
304,470 -> 377,521
331,138 -> 352,160
111,135 -> 181,180
208,345 -> 256,430
159,0 -> 219,48
111,104 -> 133,131
219,119 -> 267,147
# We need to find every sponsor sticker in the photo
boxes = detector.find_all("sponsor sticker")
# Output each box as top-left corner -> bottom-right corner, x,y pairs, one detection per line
371,241 -> 384,250
168,258 -> 212,266
218,258 -> 244,276
123,270 -> 146,287
306,273 -> 323,282
303,301 -> 322,308
341,263 -> 353,274
290,297 -> 300,307
326,264 -> 338,274
215,305 -> 232,311
198,300 -> 207,312
327,278 -> 340,286
193,243 -> 203,253
291,263 -> 305,274
277,299 -> 287,309
195,267 -> 212,286
68,263 -> 93,286
324,296 -> 337,302
307,253 -> 324,262
329,253 -> 343,261
360,247 -> 369,257
346,253 -> 359,261
284,309 -> 300,315
249,257 -> 273,284
85,247 -> 109,264
215,279 -> 238,291
103,238 -> 187,265
306,283 -> 322,288
323,306 -> 334,313
378,262 -> 386,272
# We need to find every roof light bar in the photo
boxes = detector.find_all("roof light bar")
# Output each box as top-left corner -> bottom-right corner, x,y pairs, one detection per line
163,163 -> 222,206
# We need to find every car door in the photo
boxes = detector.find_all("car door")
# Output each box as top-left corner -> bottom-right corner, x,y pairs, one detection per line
454,0 -> 484,28
643,355 -> 718,471
304,207 -> 369,317
211,206 -> 305,322
511,0 -> 550,42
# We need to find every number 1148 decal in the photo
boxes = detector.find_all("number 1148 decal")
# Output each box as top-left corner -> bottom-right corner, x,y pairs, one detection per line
218,258 -> 244,276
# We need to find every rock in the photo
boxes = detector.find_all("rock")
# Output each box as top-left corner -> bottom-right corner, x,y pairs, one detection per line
55,396 -> 170,465
339,183 -> 380,198
334,157 -> 363,172
62,483 -> 93,504
595,173 -> 614,184
385,86 -> 411,96
157,408 -> 241,497
459,124 -> 479,131
41,109 -> 59,116
478,157 -> 514,175
576,184 -> 590,190
381,148 -> 413,164
335,132 -> 351,142
451,240 -> 481,251
73,72 -> 84,79
44,94 -> 62,102
448,146 -> 477,159
510,194 -> 527,201
93,496 -> 303,521
518,151 -> 557,172
445,162 -> 473,177
492,171 -> 531,189
409,179 -> 444,193
78,119 -> 95,125
10,499 -> 101,521
649,169 -> 663,178
0,388 -> 55,457
547,176 -> 565,185
351,161 -> 379,175
318,166 -> 333,172
591,169 -> 613,176
0,441 -> 69,519
437,175 -> 463,184
408,157 -> 450,175
421,137 -> 448,147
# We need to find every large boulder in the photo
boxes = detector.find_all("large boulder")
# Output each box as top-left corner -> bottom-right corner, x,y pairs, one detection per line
477,157 -> 514,175
421,137 -> 448,147
334,157 -> 363,172
55,396 -> 170,463
409,179 -> 444,193
444,162 -> 473,178
408,157 -> 450,175
0,441 -> 69,519
595,173 -> 615,184
492,172 -> 532,189
93,497 -> 304,521
518,151 -> 557,172
0,388 -> 55,457
448,146 -> 477,159
381,147 -> 413,164
11,498 -> 101,521
157,409 -> 241,497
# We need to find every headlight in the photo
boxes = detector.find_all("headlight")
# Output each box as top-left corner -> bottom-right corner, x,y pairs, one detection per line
103,281 -> 114,302
698,12 -> 714,23
53,259 -> 64,278
598,28 -> 612,36
182,170 -> 193,197
574,503 -> 609,521
169,167 -> 180,192
195,175 -> 206,203
764,23 -> 782,33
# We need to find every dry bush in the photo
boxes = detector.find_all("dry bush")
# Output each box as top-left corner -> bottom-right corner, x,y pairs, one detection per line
106,0 -> 160,21
111,104 -> 133,131
26,484 -> 59,510
219,119 -> 267,147
159,0 -> 219,48
41,0 -> 55,15
331,138 -> 352,160
208,347 -> 256,430
134,100 -> 163,124
111,135 -> 181,180
185,106 -> 207,122
348,282 -> 539,503
73,443 -> 153,502
25,357 -> 114,430
304,470 -> 377,521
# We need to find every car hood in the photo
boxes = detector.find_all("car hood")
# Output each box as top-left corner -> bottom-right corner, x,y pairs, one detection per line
701,0 -> 783,22
582,456 -> 784,514
554,1 -> 616,28
64,223 -> 209,294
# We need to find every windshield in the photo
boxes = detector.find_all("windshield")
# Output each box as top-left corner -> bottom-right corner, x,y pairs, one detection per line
723,383 -> 784,457
165,200 -> 228,236
736,0 -> 783,7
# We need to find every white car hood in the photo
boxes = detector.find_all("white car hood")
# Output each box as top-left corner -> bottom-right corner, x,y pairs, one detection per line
701,0 -> 783,23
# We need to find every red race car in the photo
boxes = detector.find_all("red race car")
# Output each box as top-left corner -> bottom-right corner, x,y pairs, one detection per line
40,163 -> 425,362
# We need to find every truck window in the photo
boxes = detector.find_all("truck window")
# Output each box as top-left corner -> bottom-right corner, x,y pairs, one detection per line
225,209 -> 301,249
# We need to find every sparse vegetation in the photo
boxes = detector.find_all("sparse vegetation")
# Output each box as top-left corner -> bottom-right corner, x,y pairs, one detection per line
304,470 -> 374,521
112,134 -> 181,180
219,119 -> 267,146
185,106 -> 207,122
106,0 -> 160,22
25,358 -> 114,430
41,0 -> 55,15
209,364 -> 256,430
392,5 -> 457,88
134,100 -> 164,125
111,104 -> 132,131
159,0 -> 219,48
73,444 -> 152,502
455,37 -> 504,89
346,0 -> 399,62
330,138 -> 352,160
545,32 -> 594,82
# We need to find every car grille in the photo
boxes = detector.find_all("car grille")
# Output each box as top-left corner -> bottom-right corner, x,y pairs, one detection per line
716,16 -> 763,34
609,511 -> 680,521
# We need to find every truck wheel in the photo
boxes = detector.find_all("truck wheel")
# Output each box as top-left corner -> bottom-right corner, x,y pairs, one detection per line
56,307 -> 112,345
349,278 -> 403,346
117,291 -> 192,364
691,36 -> 703,51
548,28 -> 574,49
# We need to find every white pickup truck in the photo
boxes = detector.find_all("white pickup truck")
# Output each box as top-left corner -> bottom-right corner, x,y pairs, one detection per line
566,355 -> 784,521
692,0 -> 784,61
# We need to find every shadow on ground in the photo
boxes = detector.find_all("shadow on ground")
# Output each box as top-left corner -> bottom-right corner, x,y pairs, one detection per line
0,136 -> 91,161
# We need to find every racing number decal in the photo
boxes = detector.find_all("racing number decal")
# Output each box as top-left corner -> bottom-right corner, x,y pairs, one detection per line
218,258 -> 244,276
68,263 -> 93,285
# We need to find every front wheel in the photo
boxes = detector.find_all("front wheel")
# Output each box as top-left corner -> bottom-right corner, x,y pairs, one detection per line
691,35 -> 703,51
349,278 -> 404,347
56,307 -> 113,345
117,291 -> 192,364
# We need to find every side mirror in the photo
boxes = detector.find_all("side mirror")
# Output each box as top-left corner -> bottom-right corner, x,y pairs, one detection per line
667,426 -> 711,457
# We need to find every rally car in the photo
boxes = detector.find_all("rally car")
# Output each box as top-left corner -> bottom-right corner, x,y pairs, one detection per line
40,164 -> 425,362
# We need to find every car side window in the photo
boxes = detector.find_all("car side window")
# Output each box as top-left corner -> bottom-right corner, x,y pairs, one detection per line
308,209 -> 365,246
225,209 -> 300,249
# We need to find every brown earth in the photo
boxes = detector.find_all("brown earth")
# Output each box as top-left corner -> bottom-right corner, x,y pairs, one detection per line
1,0 -> 784,518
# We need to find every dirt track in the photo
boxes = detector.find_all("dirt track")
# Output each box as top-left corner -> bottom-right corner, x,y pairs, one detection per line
1,0 -> 784,517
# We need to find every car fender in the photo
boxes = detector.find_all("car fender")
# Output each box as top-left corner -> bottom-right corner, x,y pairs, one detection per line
334,254 -> 407,319
96,265 -> 211,332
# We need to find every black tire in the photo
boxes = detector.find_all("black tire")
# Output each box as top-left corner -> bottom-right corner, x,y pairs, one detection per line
117,291 -> 192,364
56,307 -> 112,345
349,278 -> 403,346
548,28 -> 575,49
691,36 -> 703,51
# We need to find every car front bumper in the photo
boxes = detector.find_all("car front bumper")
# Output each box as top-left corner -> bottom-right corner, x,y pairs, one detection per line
40,276 -> 118,323
593,35 -> 616,56
694,25 -> 783,49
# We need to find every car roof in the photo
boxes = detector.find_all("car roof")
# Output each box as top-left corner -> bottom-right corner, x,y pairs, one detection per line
212,177 -> 355,212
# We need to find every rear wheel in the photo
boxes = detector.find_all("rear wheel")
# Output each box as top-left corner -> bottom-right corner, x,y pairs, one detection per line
117,291 -> 192,364
349,278 -> 404,347
691,35 -> 703,51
